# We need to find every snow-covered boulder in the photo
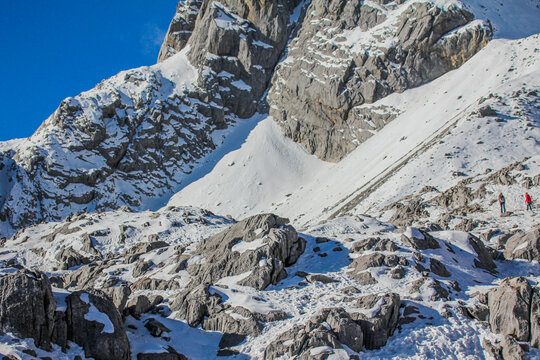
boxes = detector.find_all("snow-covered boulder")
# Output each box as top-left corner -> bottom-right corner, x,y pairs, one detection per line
0,269 -> 130,359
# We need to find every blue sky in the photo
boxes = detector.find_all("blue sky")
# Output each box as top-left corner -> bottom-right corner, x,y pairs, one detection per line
0,0 -> 179,141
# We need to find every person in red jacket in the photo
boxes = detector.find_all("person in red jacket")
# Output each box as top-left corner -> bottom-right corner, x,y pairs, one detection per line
525,192 -> 533,212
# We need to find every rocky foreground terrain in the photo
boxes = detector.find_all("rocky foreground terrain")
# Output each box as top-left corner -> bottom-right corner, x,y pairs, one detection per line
1,0 -> 540,359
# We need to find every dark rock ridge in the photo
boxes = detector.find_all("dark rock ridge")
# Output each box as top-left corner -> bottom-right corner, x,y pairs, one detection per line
268,0 -> 492,161
0,269 -> 130,360
185,213 -> 305,289
0,270 -> 56,350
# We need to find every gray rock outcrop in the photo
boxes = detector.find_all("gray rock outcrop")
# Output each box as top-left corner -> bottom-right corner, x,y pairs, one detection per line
55,247 -> 91,270
0,269 -> 130,359
401,228 -> 440,250
170,284 -> 224,327
503,228 -> 540,262
351,293 -> 401,350
102,284 -> 132,313
429,258 -> 451,278
268,0 -> 492,161
158,0 -> 203,62
127,295 -> 153,317
349,253 -> 408,273
186,213 -> 305,290
66,290 -> 130,360
170,214 -> 305,339
263,307 -> 363,359
0,270 -> 56,350
531,289 -> 540,349
468,234 -> 497,272
350,237 -> 399,253
487,277 -> 532,343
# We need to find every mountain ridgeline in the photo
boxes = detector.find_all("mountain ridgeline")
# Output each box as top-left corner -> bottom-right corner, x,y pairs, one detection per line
0,0 -> 490,236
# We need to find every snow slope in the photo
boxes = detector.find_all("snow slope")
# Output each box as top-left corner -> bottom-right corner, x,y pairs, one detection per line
168,33 -> 540,229
168,117 -> 330,218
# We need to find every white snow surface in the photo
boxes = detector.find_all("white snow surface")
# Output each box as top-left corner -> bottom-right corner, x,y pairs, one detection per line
169,34 -> 540,230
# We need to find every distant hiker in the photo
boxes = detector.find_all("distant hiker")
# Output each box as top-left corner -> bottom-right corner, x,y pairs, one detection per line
498,192 -> 506,214
525,192 -> 533,212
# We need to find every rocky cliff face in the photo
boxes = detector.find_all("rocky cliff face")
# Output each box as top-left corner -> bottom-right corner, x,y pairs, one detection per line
158,0 -> 203,63
0,0 -> 490,236
268,0 -> 492,161
0,0 -> 303,235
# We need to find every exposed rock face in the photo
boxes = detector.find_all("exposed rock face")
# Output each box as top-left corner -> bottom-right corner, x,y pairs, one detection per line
531,289 -> 540,349
468,234 -> 497,272
500,336 -> 527,360
144,318 -> 171,337
66,290 -> 130,360
503,228 -> 540,262
385,196 -> 429,227
158,0 -> 203,62
126,294 -> 153,317
263,307 -> 364,359
169,214 -> 304,341
55,247 -> 91,270
429,258 -> 451,277
186,213 -> 305,290
61,262 -> 109,289
203,306 -> 264,337
488,277 -> 532,342
0,270 -> 56,350
401,228 -> 440,250
170,284 -> 223,327
0,269 -> 130,359
409,277 -> 449,301
268,0 -> 492,161
349,252 -> 408,272
102,284 -> 131,313
351,293 -> 401,350
350,237 -> 399,253
185,0 -> 302,119
0,60 -> 217,232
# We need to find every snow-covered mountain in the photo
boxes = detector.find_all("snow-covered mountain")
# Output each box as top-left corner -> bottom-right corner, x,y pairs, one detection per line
1,0 -> 540,359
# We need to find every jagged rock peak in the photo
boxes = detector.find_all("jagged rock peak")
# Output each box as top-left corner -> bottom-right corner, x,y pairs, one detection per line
157,0 -> 302,63
158,0 -> 203,63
